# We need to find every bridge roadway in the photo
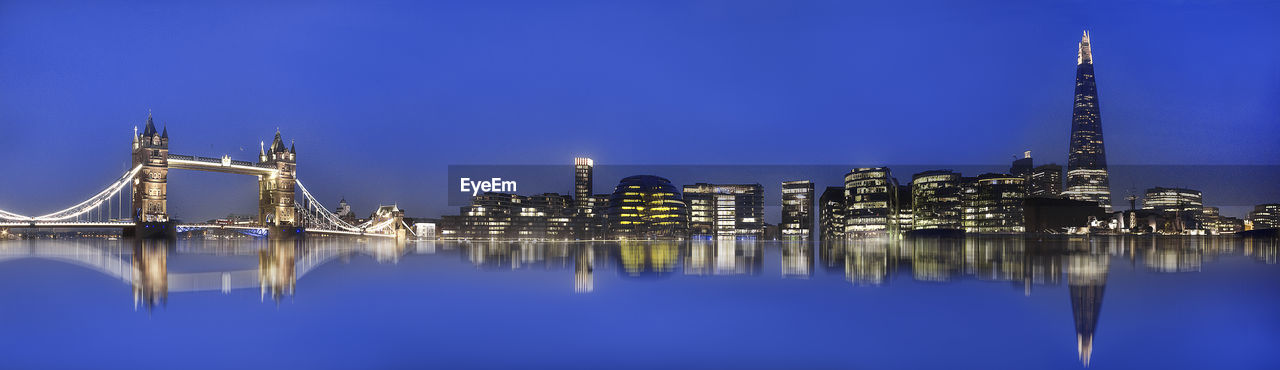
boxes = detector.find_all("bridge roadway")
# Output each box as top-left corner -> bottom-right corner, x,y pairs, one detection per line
0,240 -> 404,293
166,153 -> 276,176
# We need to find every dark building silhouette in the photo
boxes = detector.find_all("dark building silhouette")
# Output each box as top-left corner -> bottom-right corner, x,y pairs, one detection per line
1064,31 -> 1113,210
1024,197 -> 1107,233
1010,151 -> 1033,178
895,184 -> 914,232
819,186 -> 846,240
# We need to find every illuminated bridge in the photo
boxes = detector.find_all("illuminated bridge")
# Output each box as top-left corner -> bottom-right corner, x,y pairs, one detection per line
0,114 -> 409,239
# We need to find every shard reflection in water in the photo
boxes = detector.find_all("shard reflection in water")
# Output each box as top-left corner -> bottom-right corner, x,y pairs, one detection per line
1068,253 -> 1108,367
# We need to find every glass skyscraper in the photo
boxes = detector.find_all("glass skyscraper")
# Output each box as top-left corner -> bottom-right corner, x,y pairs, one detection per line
1064,31 -> 1112,210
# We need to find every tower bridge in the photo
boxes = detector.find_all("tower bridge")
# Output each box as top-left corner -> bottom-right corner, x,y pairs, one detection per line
0,114 -> 409,239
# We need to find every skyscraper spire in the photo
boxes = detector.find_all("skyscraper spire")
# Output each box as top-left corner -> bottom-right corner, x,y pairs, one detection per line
1078,30 -> 1093,65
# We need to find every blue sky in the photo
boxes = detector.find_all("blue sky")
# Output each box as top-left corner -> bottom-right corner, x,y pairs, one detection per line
1,0 -> 1277,220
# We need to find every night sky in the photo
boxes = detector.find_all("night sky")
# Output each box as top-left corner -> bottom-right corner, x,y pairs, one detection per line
1,0 -> 1277,221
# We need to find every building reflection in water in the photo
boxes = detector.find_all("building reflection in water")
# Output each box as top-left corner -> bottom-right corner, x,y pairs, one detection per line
132,240 -> 169,311
7,234 -> 1278,368
780,241 -> 812,279
258,240 -> 296,303
1068,253 -> 1108,367
618,241 -> 678,277
574,246 -> 593,293
683,239 -> 762,276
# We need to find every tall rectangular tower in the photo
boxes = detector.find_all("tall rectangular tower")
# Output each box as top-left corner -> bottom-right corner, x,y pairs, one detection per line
131,114 -> 169,222
1064,31 -> 1113,210
781,180 -> 814,239
574,157 -> 593,208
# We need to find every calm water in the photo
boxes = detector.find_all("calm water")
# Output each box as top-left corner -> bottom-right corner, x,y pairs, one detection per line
0,236 -> 1276,369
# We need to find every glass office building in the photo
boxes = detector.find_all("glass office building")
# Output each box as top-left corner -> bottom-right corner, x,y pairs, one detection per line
1029,164 -> 1064,198
911,170 -> 962,231
961,173 -> 1027,234
683,183 -> 765,239
844,167 -> 898,236
781,180 -> 815,239
605,175 -> 689,239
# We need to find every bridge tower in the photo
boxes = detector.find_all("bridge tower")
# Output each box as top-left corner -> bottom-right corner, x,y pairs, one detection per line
259,131 -> 299,237
130,114 -> 175,238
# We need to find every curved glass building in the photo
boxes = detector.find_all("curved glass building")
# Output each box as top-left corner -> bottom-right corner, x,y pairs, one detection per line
605,175 -> 689,239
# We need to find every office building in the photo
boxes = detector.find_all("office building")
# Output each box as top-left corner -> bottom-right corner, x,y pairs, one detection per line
781,180 -> 814,239
605,175 -> 689,239
911,170 -> 962,230
1248,204 -> 1280,230
684,183 -> 765,239
1010,151 -> 1033,178
961,173 -> 1027,233
844,167 -> 898,235
818,186 -> 846,240
574,157 -> 593,208
1142,187 -> 1204,232
1064,31 -> 1113,210
1142,187 -> 1203,214
438,192 -> 582,240
1029,164 -> 1064,198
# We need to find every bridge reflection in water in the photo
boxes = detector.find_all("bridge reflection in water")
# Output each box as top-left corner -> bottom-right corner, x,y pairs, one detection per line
0,236 -> 1275,368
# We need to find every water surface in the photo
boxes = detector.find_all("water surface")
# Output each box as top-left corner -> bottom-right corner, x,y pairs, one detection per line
0,236 -> 1276,369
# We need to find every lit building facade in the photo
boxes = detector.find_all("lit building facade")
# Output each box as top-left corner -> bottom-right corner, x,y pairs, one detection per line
1142,187 -> 1203,214
1064,31 -> 1113,210
1142,187 -> 1204,232
961,173 -> 1027,234
574,157 -> 593,208
439,192 -> 580,240
844,167 -> 898,236
1248,204 -> 1280,230
684,183 -> 765,239
606,175 -> 689,239
911,170 -> 962,230
1029,164 -> 1064,198
781,180 -> 814,239
818,186 -> 846,240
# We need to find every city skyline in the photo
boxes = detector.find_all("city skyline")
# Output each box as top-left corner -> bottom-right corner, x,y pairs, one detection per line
2,1 -> 1277,222
2,2 -> 1278,370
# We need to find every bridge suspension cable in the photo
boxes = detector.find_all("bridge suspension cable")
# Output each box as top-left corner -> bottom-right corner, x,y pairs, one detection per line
294,180 -> 365,233
0,165 -> 142,223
